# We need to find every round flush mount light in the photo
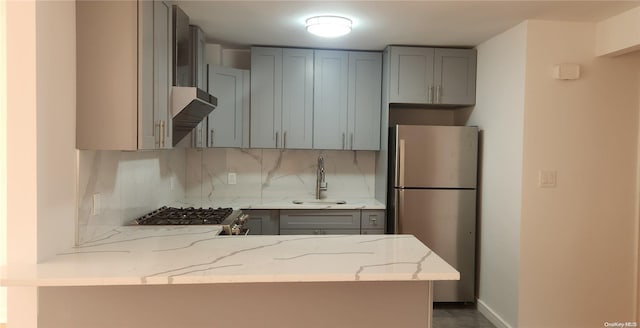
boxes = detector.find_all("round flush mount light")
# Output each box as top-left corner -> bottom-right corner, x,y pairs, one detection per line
305,15 -> 352,38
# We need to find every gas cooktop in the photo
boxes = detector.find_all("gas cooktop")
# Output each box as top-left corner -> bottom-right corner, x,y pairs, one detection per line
134,206 -> 235,225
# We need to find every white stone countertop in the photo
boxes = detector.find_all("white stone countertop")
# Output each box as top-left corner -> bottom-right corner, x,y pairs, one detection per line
1,226 -> 458,287
176,198 -> 386,210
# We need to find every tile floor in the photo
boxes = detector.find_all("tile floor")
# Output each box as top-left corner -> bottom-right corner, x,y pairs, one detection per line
432,303 -> 496,328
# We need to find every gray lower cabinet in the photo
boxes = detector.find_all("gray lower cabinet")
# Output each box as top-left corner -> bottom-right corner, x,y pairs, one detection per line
361,210 -> 385,235
243,210 -> 279,235
279,209 -> 360,235
278,209 -> 385,235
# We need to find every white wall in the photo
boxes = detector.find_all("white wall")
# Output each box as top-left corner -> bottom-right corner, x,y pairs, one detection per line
519,20 -> 640,327
465,22 -> 528,328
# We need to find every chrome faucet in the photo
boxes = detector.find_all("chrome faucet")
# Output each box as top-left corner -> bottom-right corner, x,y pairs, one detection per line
316,155 -> 327,199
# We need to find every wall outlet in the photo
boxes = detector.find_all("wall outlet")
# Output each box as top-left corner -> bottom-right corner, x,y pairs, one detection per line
227,172 -> 237,185
538,170 -> 557,188
92,193 -> 101,215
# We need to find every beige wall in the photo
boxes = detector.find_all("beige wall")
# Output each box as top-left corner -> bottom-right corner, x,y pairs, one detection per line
465,22 -> 528,328
596,6 -> 640,57
6,1 -> 77,327
519,20 -> 640,327
0,0 -> 6,322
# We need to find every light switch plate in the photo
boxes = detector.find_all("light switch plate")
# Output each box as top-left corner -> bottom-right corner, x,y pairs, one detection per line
228,173 -> 237,185
538,170 -> 557,188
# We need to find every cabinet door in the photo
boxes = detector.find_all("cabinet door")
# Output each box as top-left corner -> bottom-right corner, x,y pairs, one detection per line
313,50 -> 348,150
208,66 -> 243,148
139,0 -> 171,149
243,210 -> 279,235
250,47 -> 283,148
348,52 -> 382,151
282,48 -> 314,149
433,48 -> 477,106
153,0 -> 172,149
361,210 -> 385,230
388,46 -> 434,104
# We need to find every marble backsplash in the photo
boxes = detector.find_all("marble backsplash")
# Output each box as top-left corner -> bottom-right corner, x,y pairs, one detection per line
77,149 -> 186,244
185,148 -> 376,206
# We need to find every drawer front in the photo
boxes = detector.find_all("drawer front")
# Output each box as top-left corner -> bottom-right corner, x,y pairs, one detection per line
361,210 -> 385,230
280,229 -> 360,235
280,210 -> 360,230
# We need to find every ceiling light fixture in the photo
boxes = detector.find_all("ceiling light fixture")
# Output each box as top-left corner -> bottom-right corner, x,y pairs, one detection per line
305,15 -> 352,38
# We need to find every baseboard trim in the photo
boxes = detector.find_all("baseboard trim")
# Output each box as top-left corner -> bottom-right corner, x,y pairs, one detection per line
477,299 -> 513,328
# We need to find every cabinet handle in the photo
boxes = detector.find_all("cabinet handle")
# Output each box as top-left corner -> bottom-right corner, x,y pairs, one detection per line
160,120 -> 165,148
275,131 -> 279,148
283,131 -> 287,148
436,85 -> 442,104
199,128 -> 203,148
428,85 -> 433,104
342,133 -> 345,149
156,121 -> 162,147
350,133 -> 354,150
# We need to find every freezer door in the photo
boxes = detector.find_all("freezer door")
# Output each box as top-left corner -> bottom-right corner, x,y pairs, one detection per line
397,188 -> 476,302
394,125 -> 477,188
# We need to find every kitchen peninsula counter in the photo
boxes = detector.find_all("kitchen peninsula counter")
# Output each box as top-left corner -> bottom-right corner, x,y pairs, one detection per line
4,227 -> 457,328
2,226 -> 457,287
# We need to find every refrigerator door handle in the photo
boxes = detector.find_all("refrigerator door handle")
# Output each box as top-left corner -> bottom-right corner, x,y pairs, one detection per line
394,189 -> 403,234
397,139 -> 406,187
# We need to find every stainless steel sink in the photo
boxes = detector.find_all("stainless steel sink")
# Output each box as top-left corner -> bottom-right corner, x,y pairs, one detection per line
292,200 -> 347,205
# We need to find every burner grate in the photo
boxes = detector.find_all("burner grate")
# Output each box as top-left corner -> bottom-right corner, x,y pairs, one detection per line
135,206 -> 234,225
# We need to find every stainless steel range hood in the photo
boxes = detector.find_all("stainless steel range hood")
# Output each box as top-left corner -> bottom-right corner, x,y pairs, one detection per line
172,5 -> 217,146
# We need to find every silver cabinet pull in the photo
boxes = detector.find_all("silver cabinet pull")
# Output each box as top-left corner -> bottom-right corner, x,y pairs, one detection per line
283,131 -> 287,148
199,128 -> 203,148
156,121 -> 162,147
275,131 -> 279,148
342,133 -> 345,149
428,85 -> 433,103
436,85 -> 442,104
350,133 -> 354,150
160,120 -> 165,148
210,129 -> 214,147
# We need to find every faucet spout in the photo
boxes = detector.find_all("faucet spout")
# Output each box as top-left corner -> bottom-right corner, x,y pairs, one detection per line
316,155 -> 327,199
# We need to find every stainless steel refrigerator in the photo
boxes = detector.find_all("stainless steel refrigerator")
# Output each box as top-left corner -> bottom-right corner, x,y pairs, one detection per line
387,124 -> 478,303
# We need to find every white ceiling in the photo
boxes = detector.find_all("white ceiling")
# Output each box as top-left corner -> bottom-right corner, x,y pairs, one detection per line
175,1 -> 640,50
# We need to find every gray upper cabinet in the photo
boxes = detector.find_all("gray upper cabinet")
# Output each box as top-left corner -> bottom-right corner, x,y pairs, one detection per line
433,48 -> 477,106
388,46 -> 434,104
250,47 -> 313,149
314,50 -> 382,150
77,0 -> 172,150
313,50 -> 349,150
348,52 -> 382,150
388,46 -> 476,106
282,48 -> 314,149
207,66 -> 245,148
250,47 -> 283,148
